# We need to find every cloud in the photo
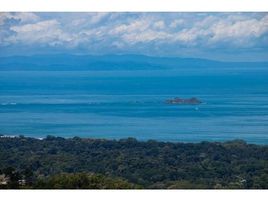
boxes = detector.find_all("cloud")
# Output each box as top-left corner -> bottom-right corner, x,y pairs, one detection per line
169,19 -> 184,28
108,17 -> 170,44
69,18 -> 87,27
89,13 -> 109,24
174,28 -> 208,44
121,30 -> 171,44
167,14 -> 268,48
209,15 -> 268,46
68,13 -> 110,29
153,20 -> 165,29
6,20 -> 72,46
109,19 -> 151,35
0,12 -> 268,60
0,12 -> 40,25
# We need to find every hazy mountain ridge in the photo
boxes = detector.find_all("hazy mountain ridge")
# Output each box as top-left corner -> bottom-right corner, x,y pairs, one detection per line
0,54 -> 267,71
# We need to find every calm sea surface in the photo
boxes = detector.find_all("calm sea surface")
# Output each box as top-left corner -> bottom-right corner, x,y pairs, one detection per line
1,67 -> 268,144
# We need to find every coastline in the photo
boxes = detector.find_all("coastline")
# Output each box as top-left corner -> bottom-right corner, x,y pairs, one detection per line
1,134 -> 268,145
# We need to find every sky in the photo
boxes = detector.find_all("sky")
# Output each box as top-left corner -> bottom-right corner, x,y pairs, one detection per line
0,12 -> 268,61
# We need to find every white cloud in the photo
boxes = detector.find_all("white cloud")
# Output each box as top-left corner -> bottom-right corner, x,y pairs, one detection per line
171,14 -> 268,47
6,20 -> 73,45
169,19 -> 184,28
89,13 -> 109,24
109,18 -> 169,44
70,18 -> 87,27
153,20 -> 165,29
10,20 -> 58,32
210,16 -> 268,41
13,13 -> 40,23
1,12 -> 268,55
109,19 -> 150,35
0,12 -> 40,25
122,30 -> 171,44
76,13 -> 268,48
174,28 -> 209,44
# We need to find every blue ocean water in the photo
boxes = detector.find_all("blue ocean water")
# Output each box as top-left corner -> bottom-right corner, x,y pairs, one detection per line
1,67 -> 268,144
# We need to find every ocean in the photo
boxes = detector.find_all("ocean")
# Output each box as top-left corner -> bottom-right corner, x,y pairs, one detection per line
1,67 -> 268,144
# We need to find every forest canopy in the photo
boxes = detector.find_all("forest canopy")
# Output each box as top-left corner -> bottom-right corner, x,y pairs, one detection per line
0,136 -> 267,189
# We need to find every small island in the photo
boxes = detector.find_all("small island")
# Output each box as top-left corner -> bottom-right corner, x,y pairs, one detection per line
165,97 -> 202,105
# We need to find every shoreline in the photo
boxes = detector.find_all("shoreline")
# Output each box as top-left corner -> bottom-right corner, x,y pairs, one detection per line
1,134 -> 267,146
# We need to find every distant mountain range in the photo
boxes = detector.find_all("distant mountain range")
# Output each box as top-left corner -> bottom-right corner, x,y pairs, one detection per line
0,54 -> 267,71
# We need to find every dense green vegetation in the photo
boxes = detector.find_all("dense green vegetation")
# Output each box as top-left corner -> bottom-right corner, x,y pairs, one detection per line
0,168 -> 138,189
0,135 -> 267,189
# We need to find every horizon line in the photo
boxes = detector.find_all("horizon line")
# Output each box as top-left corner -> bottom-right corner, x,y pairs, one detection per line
1,53 -> 268,63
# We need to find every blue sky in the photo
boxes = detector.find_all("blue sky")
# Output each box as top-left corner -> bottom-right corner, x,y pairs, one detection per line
0,12 -> 268,61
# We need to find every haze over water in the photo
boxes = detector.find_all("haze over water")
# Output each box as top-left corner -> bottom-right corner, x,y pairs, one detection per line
1,67 -> 268,144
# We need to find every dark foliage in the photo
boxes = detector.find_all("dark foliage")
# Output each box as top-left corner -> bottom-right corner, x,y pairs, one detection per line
0,136 -> 267,189
33,173 -> 139,189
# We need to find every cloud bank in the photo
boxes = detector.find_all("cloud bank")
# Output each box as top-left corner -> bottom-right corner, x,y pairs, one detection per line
0,12 -> 267,61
